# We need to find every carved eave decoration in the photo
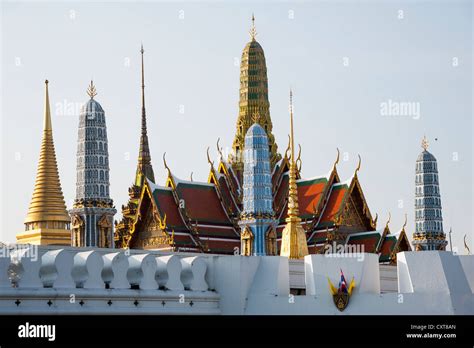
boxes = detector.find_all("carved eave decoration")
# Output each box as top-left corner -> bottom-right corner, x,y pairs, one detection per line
391,228 -> 412,263
125,180 -> 168,249
340,170 -> 374,231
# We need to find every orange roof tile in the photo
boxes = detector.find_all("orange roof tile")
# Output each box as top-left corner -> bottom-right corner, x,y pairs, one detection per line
320,184 -> 348,223
297,178 -> 328,218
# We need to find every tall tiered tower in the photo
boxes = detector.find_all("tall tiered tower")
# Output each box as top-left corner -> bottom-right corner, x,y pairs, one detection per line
239,118 -> 277,256
69,81 -> 116,247
229,15 -> 280,175
134,44 -> 155,188
114,45 -> 156,248
280,91 -> 309,259
412,136 -> 447,251
17,80 -> 71,245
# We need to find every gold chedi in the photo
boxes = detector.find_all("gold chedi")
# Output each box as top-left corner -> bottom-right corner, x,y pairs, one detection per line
17,80 -> 71,245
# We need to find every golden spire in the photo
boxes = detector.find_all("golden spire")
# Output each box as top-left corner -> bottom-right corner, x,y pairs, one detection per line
135,43 -> 155,186
280,89 -> 309,259
250,13 -> 257,41
87,80 -> 97,99
421,135 -> 429,151
288,89 -> 298,217
230,15 -> 280,174
18,80 -> 71,245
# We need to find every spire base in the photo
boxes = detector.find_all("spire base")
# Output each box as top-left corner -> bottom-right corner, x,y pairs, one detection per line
280,220 -> 309,260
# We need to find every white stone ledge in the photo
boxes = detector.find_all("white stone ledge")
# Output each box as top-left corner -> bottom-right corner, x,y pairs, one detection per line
0,289 -> 220,315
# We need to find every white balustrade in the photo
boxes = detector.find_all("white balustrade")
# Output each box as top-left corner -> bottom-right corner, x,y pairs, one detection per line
40,249 -> 75,288
8,247 -> 42,288
0,253 -> 11,288
72,250 -> 104,289
155,255 -> 184,290
101,252 -> 129,289
127,254 -> 158,290
181,256 -> 208,291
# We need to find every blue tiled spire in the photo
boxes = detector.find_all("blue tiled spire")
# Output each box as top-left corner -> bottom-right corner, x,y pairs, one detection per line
413,136 -> 447,251
69,81 -> 116,247
239,123 -> 276,256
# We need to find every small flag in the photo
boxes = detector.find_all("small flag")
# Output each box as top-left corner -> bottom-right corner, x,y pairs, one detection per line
338,269 -> 348,294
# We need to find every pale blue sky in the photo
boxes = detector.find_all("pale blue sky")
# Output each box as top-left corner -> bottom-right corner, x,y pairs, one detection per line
1,0 -> 472,252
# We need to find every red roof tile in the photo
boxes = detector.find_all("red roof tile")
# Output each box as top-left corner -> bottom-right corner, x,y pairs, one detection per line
217,176 -> 239,215
176,183 -> 230,224
152,189 -> 186,229
347,232 -> 381,253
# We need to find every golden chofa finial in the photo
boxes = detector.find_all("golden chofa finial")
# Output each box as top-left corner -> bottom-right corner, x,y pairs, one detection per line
249,13 -> 257,41
87,80 -> 97,99
355,154 -> 361,175
385,212 -> 391,229
216,138 -> 224,159
207,146 -> 214,167
421,135 -> 429,151
333,148 -> 340,169
296,144 -> 302,173
163,152 -> 171,175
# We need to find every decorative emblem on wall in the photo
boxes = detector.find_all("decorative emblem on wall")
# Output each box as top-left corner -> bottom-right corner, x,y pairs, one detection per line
328,269 -> 356,312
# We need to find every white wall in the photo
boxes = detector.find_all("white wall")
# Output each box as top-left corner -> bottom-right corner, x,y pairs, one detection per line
0,245 -> 473,315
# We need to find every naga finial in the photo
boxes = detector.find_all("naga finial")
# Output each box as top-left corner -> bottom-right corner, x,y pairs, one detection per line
355,154 -> 361,175
334,148 -> 340,168
163,152 -> 171,175
207,146 -> 214,167
285,134 -> 291,159
190,172 -> 193,182
464,234 -> 471,255
372,213 -> 378,228
385,212 -> 391,229
217,138 -> 224,159
402,213 -> 407,230
296,143 -> 302,173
